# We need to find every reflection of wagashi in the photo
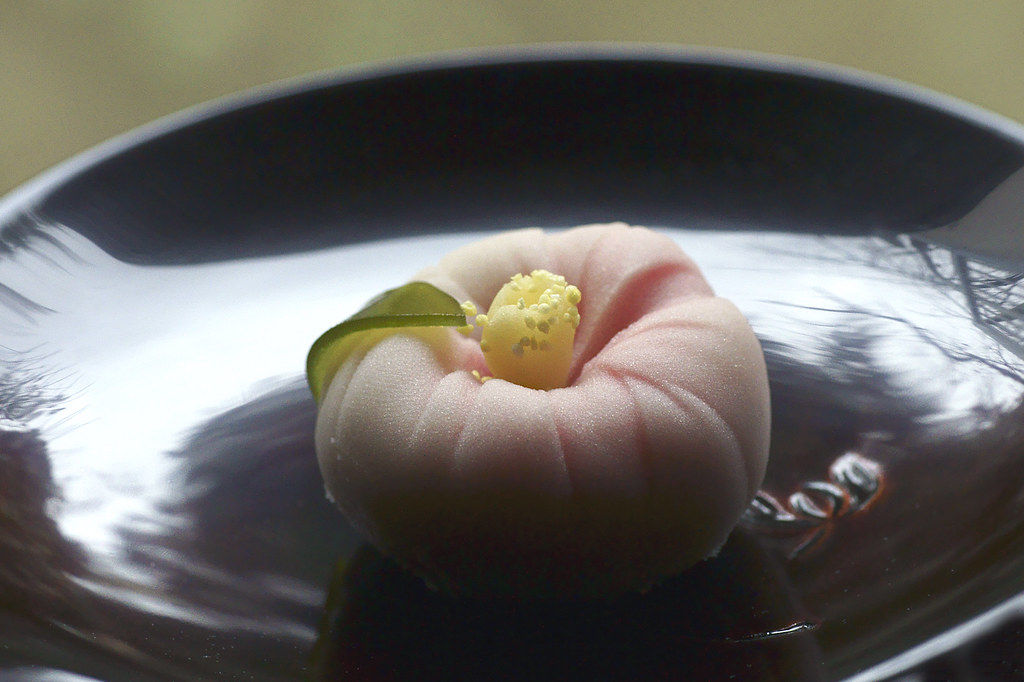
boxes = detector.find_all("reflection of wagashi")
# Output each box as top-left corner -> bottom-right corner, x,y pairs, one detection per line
310,530 -> 823,681
312,224 -> 771,597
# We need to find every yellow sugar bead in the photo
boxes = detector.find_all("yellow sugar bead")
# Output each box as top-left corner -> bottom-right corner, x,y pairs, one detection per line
477,269 -> 581,390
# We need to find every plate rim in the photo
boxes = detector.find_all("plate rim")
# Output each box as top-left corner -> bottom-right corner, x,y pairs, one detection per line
4,41 -> 1024,224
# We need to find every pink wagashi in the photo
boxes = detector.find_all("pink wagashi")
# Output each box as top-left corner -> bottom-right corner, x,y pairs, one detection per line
314,223 -> 771,597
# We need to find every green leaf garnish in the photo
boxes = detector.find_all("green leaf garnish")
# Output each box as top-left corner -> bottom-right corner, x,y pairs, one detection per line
306,281 -> 468,403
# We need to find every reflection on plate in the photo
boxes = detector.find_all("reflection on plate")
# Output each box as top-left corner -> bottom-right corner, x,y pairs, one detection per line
1,46 -> 1023,680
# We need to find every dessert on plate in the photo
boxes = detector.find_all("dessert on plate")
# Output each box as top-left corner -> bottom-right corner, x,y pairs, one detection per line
309,223 -> 771,598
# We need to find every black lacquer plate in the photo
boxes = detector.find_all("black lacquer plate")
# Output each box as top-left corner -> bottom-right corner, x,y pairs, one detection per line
2,45 -> 1024,681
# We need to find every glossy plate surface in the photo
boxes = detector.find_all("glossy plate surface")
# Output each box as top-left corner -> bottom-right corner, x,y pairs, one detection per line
2,46 -> 1024,680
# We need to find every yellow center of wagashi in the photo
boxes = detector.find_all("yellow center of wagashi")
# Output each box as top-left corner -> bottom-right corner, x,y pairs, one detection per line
467,270 -> 581,390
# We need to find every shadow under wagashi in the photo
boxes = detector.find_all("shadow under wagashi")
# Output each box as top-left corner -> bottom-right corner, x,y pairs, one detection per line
310,530 -> 824,682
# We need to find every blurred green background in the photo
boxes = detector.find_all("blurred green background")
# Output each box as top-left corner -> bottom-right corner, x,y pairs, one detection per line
4,1 -> 1024,196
